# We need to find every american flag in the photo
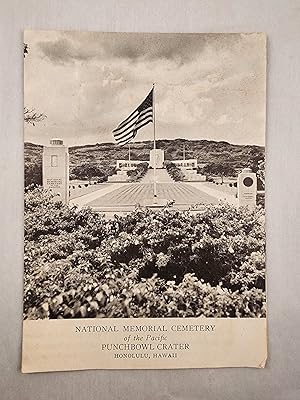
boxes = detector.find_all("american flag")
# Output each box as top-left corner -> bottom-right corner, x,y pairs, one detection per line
113,87 -> 153,146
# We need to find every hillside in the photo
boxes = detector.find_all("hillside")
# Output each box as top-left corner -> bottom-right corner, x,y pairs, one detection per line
24,139 -> 264,186
69,139 -> 264,166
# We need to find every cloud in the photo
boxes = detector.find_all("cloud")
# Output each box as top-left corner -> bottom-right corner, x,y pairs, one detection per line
24,31 -> 266,146
38,38 -> 85,63
37,32 -> 245,65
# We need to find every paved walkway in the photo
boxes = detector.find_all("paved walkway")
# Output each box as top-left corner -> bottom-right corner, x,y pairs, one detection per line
69,183 -> 110,200
86,182 -> 218,208
69,182 -> 127,209
69,170 -> 238,211
185,182 -> 238,206
141,168 -> 174,183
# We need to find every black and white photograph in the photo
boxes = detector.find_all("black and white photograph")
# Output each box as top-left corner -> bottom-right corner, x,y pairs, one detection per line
23,31 -> 266,320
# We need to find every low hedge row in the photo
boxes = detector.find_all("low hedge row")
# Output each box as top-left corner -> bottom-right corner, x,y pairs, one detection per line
165,162 -> 185,181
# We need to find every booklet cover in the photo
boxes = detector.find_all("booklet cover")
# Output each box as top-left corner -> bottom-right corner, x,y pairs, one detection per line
22,31 -> 267,372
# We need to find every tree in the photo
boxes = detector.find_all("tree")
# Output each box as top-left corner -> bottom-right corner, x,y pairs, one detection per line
24,107 -> 47,126
165,161 -> 185,181
24,43 -> 47,125
256,160 -> 265,190
71,164 -> 105,183
126,162 -> 148,182
25,159 -> 42,187
201,162 -> 236,183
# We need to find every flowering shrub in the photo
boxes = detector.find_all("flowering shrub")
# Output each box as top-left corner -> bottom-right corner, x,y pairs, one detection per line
24,188 -> 266,319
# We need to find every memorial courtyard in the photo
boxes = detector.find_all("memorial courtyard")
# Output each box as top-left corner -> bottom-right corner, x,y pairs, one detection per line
24,141 -> 264,319
69,168 -> 239,216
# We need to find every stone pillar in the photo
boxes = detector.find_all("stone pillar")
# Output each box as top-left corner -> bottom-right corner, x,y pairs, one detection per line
43,138 -> 69,204
149,149 -> 164,168
237,167 -> 257,208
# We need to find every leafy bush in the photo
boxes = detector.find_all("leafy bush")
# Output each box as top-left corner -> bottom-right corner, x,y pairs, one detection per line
24,160 -> 42,187
165,161 -> 185,181
201,162 -> 236,179
126,162 -> 148,182
25,270 -> 266,319
257,192 -> 265,208
24,188 -> 266,319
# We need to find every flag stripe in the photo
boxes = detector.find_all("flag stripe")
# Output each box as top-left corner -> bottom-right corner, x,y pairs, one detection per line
113,106 -> 152,135
117,132 -> 136,146
114,115 -> 153,142
114,108 -> 153,139
112,87 -> 153,146
113,115 -> 138,137
132,117 -> 153,132
114,127 -> 136,144
113,110 -> 138,132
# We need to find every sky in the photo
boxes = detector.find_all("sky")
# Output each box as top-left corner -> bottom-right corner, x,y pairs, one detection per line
24,31 -> 266,146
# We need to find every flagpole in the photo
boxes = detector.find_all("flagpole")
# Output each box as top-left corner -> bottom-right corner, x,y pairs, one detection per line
153,83 -> 157,201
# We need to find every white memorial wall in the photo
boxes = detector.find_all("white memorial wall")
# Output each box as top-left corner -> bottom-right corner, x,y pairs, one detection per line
43,139 -> 69,204
237,168 -> 257,208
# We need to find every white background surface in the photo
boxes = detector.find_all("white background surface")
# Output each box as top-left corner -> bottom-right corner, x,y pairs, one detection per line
0,1 -> 300,399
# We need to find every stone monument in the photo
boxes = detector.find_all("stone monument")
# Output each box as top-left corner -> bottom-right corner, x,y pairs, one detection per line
149,149 -> 164,169
43,138 -> 69,204
237,167 -> 257,208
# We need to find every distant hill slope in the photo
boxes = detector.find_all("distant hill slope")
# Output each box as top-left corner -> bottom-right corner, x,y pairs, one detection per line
24,139 -> 264,187
25,138 -> 264,169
